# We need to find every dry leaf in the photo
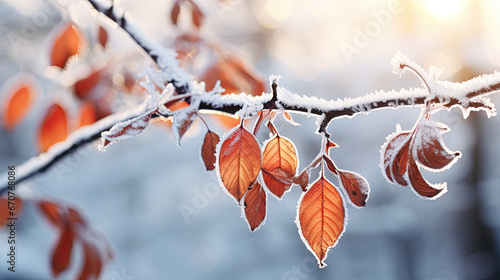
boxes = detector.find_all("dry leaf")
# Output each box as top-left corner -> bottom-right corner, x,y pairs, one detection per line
201,130 -> 220,170
50,23 -> 83,69
3,84 -> 34,130
243,181 -> 267,231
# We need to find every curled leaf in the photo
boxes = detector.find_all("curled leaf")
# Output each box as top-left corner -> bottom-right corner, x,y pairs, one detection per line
382,131 -> 410,186
172,108 -> 197,145
407,156 -> 447,199
243,181 -> 267,231
283,111 -> 300,126
3,84 -> 34,130
412,122 -> 461,171
297,176 -> 346,268
201,130 -> 220,170
39,104 -> 68,152
218,125 -> 262,202
50,23 -> 83,69
261,135 -> 298,198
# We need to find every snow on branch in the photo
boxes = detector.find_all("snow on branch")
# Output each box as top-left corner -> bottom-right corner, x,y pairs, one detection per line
2,1 -> 500,192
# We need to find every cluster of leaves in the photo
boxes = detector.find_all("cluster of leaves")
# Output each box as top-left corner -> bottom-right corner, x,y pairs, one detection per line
0,197 -> 112,279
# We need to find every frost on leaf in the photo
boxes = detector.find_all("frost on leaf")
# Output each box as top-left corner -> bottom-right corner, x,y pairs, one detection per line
172,106 -> 198,145
201,130 -> 220,171
261,135 -> 298,199
243,181 -> 267,231
297,175 -> 346,268
100,108 -> 156,150
381,119 -> 460,199
218,125 -> 262,202
50,23 -> 82,69
39,104 -> 68,152
2,83 -> 33,131
336,170 -> 370,208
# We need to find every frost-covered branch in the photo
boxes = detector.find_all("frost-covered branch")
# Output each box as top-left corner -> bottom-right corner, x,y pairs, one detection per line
2,1 -> 500,192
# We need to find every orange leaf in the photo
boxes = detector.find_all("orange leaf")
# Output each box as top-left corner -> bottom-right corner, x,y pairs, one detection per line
78,102 -> 97,127
407,157 -> 447,199
171,0 -> 181,25
51,223 -> 75,277
50,23 -> 83,69
0,197 -> 23,226
337,170 -> 369,207
39,201 -> 62,226
165,100 -> 190,112
298,176 -> 346,268
77,242 -> 102,280
39,104 -> 68,152
201,130 -> 220,170
218,125 -> 262,202
325,139 -> 338,154
261,135 -> 298,198
74,70 -> 102,100
3,84 -> 34,130
243,181 -> 267,231
98,25 -> 108,49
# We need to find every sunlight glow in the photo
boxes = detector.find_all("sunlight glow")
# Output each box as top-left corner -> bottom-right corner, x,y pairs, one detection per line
423,0 -> 469,20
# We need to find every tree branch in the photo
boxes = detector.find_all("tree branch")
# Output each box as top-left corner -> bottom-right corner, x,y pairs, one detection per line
1,0 -> 499,192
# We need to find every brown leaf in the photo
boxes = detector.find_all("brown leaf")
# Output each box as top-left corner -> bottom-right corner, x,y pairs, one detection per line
322,155 -> 337,175
261,135 -> 298,198
382,131 -> 411,186
218,125 -> 262,202
325,139 -> 338,154
77,242 -> 102,280
3,84 -> 34,130
74,70 -> 102,100
78,102 -> 97,127
171,0 -> 181,25
39,201 -> 62,227
98,25 -> 108,49
201,130 -> 220,170
191,1 -> 204,29
52,223 -> 75,277
413,123 -> 460,171
50,23 -> 83,69
407,157 -> 447,199
293,169 -> 310,192
337,170 -> 370,207
39,103 -> 68,152
298,176 -> 345,268
243,181 -> 267,231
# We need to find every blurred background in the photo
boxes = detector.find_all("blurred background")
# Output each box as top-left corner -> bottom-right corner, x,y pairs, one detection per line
1,0 -> 500,279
